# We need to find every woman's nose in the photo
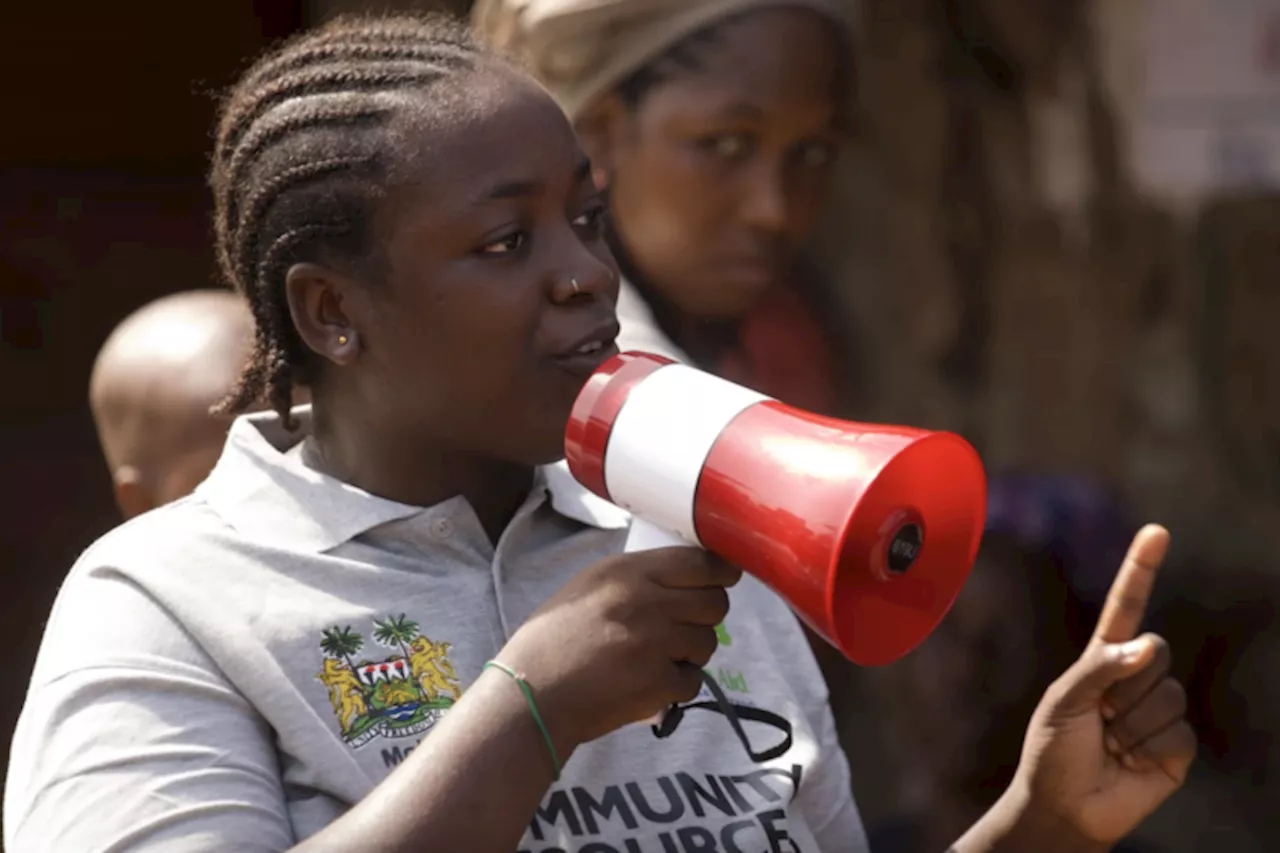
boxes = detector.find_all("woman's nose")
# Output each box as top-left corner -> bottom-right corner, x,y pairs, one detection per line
739,164 -> 789,234
550,256 -> 618,304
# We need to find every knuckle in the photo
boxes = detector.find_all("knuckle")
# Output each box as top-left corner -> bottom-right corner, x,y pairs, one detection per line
692,629 -> 719,666
596,553 -> 630,578
709,588 -> 731,621
720,563 -> 744,587
700,552 -> 737,581
1158,677 -> 1188,716
1148,721 -> 1199,765
630,550 -> 666,576
694,553 -> 720,580
599,618 -> 634,652
1175,721 -> 1199,755
601,593 -> 642,628
671,550 -> 705,579
1145,632 -> 1172,665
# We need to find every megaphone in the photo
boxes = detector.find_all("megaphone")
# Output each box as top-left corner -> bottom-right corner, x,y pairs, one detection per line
564,351 -> 988,667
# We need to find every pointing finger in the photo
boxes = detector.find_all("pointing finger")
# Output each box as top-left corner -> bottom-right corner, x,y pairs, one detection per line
1093,524 -> 1170,645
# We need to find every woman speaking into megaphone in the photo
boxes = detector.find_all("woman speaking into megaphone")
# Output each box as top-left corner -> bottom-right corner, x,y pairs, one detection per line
476,0 -> 1194,842
7,9 -> 1191,853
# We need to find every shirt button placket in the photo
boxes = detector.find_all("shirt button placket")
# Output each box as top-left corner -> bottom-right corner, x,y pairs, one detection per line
428,516 -> 454,542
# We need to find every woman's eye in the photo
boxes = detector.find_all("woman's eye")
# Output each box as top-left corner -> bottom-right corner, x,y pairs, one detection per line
698,133 -> 750,159
572,205 -> 608,235
797,139 -> 837,169
479,232 -> 526,255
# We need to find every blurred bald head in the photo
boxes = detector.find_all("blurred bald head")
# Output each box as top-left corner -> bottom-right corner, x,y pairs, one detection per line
90,290 -> 254,519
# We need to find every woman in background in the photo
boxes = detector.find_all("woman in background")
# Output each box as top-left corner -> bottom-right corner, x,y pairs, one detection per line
474,0 -> 859,417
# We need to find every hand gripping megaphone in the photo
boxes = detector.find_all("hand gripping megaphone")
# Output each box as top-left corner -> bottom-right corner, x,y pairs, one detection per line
564,351 -> 988,667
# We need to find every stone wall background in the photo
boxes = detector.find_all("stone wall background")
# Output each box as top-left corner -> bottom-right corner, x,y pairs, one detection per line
813,0 -> 1280,566
810,1 -> 1280,846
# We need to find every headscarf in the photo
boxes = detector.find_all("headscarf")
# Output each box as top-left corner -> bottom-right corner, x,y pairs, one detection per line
472,0 -> 859,120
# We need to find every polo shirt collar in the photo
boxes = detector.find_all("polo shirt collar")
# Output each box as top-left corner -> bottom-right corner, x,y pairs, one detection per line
198,406 -> 629,553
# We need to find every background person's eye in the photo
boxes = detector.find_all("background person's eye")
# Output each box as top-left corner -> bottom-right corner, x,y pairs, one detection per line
795,139 -> 837,169
572,204 -> 608,237
478,231 -> 526,255
696,133 -> 752,160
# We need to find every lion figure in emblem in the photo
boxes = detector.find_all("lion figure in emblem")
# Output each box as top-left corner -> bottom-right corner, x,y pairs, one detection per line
408,636 -> 461,703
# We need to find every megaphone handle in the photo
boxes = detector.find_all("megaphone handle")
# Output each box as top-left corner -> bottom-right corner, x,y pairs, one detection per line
623,517 -> 698,728
624,516 -> 692,552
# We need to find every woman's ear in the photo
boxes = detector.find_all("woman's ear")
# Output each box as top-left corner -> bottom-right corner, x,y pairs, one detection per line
284,262 -> 362,367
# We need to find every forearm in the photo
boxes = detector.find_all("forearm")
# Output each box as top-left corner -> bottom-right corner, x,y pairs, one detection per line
947,783 -> 1110,853
293,669 -> 573,853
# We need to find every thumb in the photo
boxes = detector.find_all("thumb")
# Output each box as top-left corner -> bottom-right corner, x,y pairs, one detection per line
1052,635 -> 1157,715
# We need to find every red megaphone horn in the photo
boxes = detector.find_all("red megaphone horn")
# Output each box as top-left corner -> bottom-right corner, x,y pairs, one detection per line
564,351 -> 988,666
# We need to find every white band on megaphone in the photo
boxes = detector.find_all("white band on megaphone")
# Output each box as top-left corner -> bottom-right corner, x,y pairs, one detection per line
603,363 -> 770,545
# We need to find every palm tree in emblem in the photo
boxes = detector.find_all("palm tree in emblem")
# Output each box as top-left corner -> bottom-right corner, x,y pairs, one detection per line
374,614 -> 419,659
374,614 -> 427,700
320,625 -> 369,694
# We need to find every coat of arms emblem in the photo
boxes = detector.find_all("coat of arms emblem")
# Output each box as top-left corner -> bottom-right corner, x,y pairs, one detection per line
316,615 -> 462,748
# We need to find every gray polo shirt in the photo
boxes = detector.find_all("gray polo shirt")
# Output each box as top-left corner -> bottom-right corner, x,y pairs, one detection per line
5,408 -> 868,853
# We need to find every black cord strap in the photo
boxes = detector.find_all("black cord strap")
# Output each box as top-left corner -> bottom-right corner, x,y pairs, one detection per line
651,669 -> 793,763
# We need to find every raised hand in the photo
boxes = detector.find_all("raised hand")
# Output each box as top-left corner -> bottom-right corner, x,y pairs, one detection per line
1012,523 -> 1197,846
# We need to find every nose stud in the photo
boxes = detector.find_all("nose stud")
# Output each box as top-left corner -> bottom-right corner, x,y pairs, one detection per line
570,278 -> 581,295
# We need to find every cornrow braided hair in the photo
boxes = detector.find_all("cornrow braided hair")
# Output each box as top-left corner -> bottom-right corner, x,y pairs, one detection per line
209,12 -> 491,428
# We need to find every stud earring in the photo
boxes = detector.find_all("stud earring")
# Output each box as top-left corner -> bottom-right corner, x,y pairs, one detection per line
338,334 -> 349,346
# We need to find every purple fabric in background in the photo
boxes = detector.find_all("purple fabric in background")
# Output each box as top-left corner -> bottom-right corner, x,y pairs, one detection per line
984,474 -> 1135,605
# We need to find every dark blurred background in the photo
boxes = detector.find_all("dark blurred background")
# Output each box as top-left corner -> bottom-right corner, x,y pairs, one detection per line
2,0 -> 1278,850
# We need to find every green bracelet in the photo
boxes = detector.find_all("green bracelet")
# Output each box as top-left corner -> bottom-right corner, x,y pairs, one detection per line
483,660 -> 562,781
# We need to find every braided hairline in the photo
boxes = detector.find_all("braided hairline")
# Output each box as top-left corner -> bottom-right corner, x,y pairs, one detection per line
216,63 -> 457,164
215,95 -> 397,259
234,40 -> 475,100
224,96 -> 394,196
213,14 -> 480,166
211,72 -> 447,296
209,13 -> 488,424
218,13 -> 468,117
